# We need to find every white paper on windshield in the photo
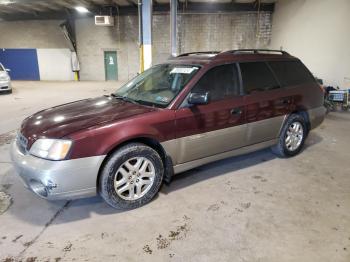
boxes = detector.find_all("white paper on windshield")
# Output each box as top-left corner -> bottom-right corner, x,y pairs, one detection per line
170,67 -> 197,74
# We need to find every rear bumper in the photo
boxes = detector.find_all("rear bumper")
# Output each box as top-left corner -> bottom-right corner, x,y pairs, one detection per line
308,106 -> 326,129
0,80 -> 11,91
10,141 -> 106,200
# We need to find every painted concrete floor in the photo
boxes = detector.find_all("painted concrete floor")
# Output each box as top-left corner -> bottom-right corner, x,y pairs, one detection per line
0,82 -> 349,262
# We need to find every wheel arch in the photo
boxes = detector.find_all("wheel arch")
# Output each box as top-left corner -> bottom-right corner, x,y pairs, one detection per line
278,109 -> 311,138
291,109 -> 311,132
96,137 -> 174,193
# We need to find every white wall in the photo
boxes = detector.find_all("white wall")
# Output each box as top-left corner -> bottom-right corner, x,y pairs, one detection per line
37,49 -> 74,81
270,0 -> 350,88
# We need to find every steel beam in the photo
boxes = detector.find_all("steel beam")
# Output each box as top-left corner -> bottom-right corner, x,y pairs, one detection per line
170,0 -> 177,57
139,0 -> 152,72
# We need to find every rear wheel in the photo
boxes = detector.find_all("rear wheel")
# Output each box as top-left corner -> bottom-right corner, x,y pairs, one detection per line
271,114 -> 307,157
99,143 -> 164,210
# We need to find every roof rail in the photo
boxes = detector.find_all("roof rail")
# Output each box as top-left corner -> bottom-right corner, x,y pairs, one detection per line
177,51 -> 220,57
224,49 -> 290,55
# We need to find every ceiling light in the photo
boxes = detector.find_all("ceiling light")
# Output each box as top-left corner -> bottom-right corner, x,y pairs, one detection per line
75,6 -> 89,13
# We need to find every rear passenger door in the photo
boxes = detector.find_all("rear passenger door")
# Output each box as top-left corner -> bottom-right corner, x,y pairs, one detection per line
240,62 -> 293,145
174,64 -> 246,164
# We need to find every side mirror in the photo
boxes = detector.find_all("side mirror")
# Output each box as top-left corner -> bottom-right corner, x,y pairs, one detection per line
5,69 -> 11,72
188,92 -> 210,105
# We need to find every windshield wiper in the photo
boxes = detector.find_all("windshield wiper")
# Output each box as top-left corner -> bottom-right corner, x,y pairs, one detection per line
111,94 -> 139,105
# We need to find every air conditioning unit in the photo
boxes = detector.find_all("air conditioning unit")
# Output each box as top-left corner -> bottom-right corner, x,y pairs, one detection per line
95,16 -> 114,26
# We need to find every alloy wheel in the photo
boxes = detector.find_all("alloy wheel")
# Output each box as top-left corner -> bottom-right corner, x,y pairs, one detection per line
285,121 -> 304,151
114,157 -> 155,200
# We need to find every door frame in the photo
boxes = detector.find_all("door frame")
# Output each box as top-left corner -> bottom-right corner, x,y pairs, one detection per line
104,50 -> 118,81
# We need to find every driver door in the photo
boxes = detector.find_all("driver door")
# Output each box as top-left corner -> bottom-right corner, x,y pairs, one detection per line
173,64 -> 247,164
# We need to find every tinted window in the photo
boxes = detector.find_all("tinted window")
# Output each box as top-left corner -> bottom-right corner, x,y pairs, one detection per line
269,61 -> 315,87
192,64 -> 240,101
0,64 -> 4,71
240,62 -> 279,94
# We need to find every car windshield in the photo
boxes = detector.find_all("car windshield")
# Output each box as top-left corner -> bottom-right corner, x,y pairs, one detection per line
0,64 -> 4,71
113,64 -> 200,107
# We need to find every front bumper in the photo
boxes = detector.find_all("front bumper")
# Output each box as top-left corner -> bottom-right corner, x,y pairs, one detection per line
0,80 -> 11,91
10,141 -> 106,200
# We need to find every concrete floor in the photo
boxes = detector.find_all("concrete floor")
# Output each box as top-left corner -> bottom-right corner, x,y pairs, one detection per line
0,81 -> 349,262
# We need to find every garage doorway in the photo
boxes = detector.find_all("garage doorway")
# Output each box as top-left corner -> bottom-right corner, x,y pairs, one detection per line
104,51 -> 118,81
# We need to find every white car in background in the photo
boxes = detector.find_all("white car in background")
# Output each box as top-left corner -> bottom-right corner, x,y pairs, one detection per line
0,63 -> 12,94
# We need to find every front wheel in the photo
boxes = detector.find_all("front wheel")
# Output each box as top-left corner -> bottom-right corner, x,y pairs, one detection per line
271,114 -> 307,157
99,143 -> 164,210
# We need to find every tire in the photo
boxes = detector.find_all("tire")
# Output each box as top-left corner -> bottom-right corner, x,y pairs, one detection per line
99,143 -> 164,210
271,114 -> 307,158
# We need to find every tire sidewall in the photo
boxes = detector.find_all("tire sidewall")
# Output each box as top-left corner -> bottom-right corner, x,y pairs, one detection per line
281,115 -> 307,157
100,143 -> 164,210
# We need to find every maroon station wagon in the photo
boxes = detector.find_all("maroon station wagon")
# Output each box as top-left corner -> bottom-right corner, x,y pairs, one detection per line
11,49 -> 326,210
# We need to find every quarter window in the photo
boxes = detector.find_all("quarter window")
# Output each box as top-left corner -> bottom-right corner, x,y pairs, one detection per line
239,62 -> 279,94
268,61 -> 315,87
191,64 -> 240,101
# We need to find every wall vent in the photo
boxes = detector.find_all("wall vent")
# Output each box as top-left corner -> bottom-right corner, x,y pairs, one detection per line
95,16 -> 114,26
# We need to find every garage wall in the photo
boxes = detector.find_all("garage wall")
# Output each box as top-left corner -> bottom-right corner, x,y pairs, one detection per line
270,0 -> 350,88
77,12 -> 272,81
0,48 -> 40,80
75,16 -> 139,82
0,20 -> 75,81
0,20 -> 67,48
152,12 -> 272,66
37,49 -> 74,81
0,12 -> 273,82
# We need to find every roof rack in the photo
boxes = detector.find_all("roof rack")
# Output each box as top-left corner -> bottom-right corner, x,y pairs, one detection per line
226,49 -> 290,55
177,51 -> 220,57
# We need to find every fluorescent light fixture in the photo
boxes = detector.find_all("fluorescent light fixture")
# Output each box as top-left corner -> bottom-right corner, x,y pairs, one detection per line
75,6 -> 89,13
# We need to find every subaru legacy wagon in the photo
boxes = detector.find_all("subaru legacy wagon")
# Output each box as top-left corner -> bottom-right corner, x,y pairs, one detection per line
11,49 -> 325,209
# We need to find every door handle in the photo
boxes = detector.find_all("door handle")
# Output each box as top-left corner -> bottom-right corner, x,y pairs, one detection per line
276,98 -> 291,105
230,108 -> 242,115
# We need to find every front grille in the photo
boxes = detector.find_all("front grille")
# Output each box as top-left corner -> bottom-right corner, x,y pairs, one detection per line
1,86 -> 8,90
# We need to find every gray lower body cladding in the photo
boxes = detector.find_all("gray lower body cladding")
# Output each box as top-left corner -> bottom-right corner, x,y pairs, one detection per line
162,106 -> 326,174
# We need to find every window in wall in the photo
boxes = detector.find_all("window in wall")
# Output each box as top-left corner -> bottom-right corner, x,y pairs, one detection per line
191,64 -> 240,101
239,62 -> 279,94
268,60 -> 315,87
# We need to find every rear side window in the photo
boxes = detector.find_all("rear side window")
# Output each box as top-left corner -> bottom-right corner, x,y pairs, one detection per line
268,61 -> 315,87
192,64 -> 240,101
239,62 -> 279,94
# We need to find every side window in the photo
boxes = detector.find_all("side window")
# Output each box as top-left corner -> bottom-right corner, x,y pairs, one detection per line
239,62 -> 279,94
268,61 -> 315,87
191,64 -> 240,101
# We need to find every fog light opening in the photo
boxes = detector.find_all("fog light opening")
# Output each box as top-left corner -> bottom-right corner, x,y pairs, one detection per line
29,180 -> 48,198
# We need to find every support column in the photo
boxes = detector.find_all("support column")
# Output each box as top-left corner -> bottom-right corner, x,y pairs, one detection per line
170,0 -> 177,57
138,0 -> 153,72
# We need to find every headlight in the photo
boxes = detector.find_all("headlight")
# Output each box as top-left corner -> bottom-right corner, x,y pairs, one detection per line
0,75 -> 10,81
29,139 -> 72,160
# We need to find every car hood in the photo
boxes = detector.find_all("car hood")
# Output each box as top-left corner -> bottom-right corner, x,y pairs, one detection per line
21,96 -> 156,144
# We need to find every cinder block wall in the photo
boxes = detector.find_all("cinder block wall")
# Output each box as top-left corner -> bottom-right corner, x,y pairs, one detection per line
76,12 -> 272,81
0,20 -> 68,48
75,16 -> 139,82
0,12 -> 272,81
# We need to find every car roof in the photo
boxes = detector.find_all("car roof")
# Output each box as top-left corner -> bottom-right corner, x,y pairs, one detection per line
167,49 -> 299,66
